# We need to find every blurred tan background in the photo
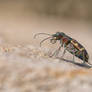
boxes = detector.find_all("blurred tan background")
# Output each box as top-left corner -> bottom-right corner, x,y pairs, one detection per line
0,0 -> 92,47
0,1 -> 92,92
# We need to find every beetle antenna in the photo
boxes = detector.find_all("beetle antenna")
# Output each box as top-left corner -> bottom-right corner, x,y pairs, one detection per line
40,37 -> 52,47
34,33 -> 51,38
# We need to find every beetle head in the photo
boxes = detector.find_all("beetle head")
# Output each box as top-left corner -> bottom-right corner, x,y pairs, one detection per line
52,32 -> 65,39
50,32 -> 65,44
34,32 -> 65,46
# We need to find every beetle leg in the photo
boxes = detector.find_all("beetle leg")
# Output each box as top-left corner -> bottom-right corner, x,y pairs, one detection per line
50,45 -> 62,57
61,48 -> 67,58
51,40 -> 63,57
73,50 -> 75,62
73,55 -> 75,62
60,39 -> 63,47
55,46 -> 62,57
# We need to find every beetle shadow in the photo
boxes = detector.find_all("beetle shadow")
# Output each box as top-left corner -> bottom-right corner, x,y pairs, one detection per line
57,57 -> 92,69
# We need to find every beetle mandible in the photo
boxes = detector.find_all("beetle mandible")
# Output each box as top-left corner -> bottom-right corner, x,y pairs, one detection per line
34,32 -> 89,64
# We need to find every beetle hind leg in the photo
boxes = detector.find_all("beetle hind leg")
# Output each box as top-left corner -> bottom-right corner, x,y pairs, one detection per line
73,53 -> 75,62
72,49 -> 76,62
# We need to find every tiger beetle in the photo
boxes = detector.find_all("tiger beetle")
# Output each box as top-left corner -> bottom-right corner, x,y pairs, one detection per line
34,32 -> 90,65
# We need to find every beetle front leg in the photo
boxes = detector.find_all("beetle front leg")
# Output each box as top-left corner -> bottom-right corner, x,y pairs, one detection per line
61,47 -> 67,58
60,39 -> 63,47
49,45 -> 62,57
50,40 -> 63,57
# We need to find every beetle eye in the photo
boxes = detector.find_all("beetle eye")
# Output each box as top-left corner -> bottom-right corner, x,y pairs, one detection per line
56,32 -> 60,36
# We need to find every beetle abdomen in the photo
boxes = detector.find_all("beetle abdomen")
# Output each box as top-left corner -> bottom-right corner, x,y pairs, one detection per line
66,40 -> 89,62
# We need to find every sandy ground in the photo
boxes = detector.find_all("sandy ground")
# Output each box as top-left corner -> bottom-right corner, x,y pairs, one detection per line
0,15 -> 92,92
